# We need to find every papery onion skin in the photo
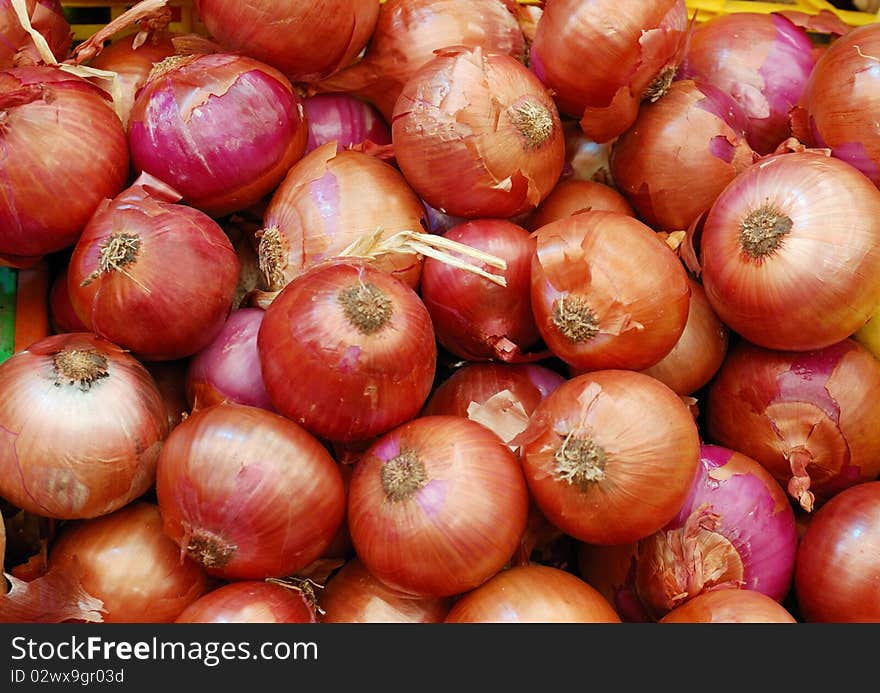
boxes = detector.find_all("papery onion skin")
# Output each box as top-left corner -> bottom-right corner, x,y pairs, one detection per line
797,23 -> 880,186
640,278 -> 729,396
155,402 -> 347,580
0,333 -> 169,520
527,180 -> 634,230
699,151 -> 880,351
529,0 -> 689,143
0,0 -> 71,68
704,337 -> 880,513
66,175 -> 240,362
795,481 -> 880,622
319,557 -> 452,623
348,415 -> 530,598
193,0 -> 380,82
302,93 -> 391,154
312,0 -> 525,123
128,52 -> 308,218
258,260 -> 437,444
610,79 -> 757,232
185,307 -> 274,412
658,588 -> 798,623
444,564 -> 621,623
530,211 -> 691,372
518,369 -> 701,546
175,581 -> 317,624
0,67 -> 130,257
677,13 -> 815,156
48,501 -> 209,623
392,46 -> 565,220
419,220 -> 540,362
258,144 -> 427,292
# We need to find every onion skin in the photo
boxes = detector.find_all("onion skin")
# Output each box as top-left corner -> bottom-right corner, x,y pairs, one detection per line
419,220 -> 540,362
704,337 -> 880,513
518,369 -> 701,546
0,67 -> 130,257
258,260 -> 437,444
0,0 -> 71,68
530,211 -> 691,372
392,46 -> 565,220
610,79 -> 757,232
701,151 -> 880,351
678,13 -> 816,155
445,564 -> 621,623
795,481 -> 880,622
48,502 -> 209,623
527,180 -> 634,230
128,52 -> 308,218
0,333 -> 169,520
529,0 -> 689,143
193,0 -> 380,82
258,143 -> 427,292
66,175 -> 240,362
658,589 -> 797,623
302,93 -> 391,154
155,403 -> 347,580
175,581 -> 317,624
348,415 -> 530,598
319,558 -> 452,623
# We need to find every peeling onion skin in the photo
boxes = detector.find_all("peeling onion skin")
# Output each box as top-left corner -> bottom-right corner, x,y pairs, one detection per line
175,581 -> 317,624
128,52 -> 309,219
0,67 -> 130,257
392,46 -> 565,220
48,502 -> 210,623
444,564 -> 621,623
518,369 -> 701,546
319,557 -> 452,623
795,481 -> 880,623
658,589 -> 798,623
0,333 -> 169,520
704,338 -> 880,513
348,415 -> 530,598
155,403 -> 347,581
699,151 -> 880,351
0,0 -> 72,69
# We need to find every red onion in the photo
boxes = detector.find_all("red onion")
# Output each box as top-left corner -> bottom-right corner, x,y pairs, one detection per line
527,179 -> 634,230
0,0 -> 71,68
658,589 -> 798,623
302,93 -> 391,155
175,580 -> 317,623
128,52 -> 308,218
678,12 -> 816,155
0,66 -> 130,257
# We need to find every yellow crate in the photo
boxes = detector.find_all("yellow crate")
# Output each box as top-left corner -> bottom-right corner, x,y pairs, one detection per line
62,1 -> 202,42
685,0 -> 879,25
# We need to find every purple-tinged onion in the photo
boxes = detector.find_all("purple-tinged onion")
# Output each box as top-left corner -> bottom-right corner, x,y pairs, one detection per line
302,93 -> 391,154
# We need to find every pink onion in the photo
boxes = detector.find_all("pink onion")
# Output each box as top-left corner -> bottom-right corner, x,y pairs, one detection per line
302,93 -> 391,155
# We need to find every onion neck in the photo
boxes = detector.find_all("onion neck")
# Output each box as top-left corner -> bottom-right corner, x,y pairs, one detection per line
552,295 -> 599,343
339,281 -> 392,335
643,65 -> 677,103
381,449 -> 428,502
553,431 -> 607,489
81,232 -> 141,287
257,226 -> 289,292
508,97 -> 554,150
52,349 -> 110,391
786,447 -> 816,512
147,53 -> 198,84
186,527 -> 237,569
739,204 -> 793,258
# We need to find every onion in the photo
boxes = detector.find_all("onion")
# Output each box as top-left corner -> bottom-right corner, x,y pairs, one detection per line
257,143 -> 428,293
0,333 -> 169,519
48,267 -> 87,334
658,589 -> 798,623
640,277 -> 729,396
530,211 -> 691,372
419,219 -> 541,363
392,45 -> 565,220
527,180 -> 634,230
0,0 -> 71,68
561,121 -> 615,184
312,0 -> 525,123
794,23 -> 880,187
795,481 -> 880,622
610,79 -> 758,232
128,51 -> 308,218
193,0 -> 380,82
155,402 -> 347,580
0,66 -> 130,257
48,501 -> 209,623
699,150 -> 880,351
66,174 -> 240,362
258,259 -> 437,444
175,580 -> 317,623
185,307 -> 274,412
704,337 -> 880,513
579,444 -> 797,621
529,0 -> 690,143
302,93 -> 391,155
319,557 -> 452,623
444,564 -> 621,623
517,369 -> 701,546
347,415 -> 530,597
